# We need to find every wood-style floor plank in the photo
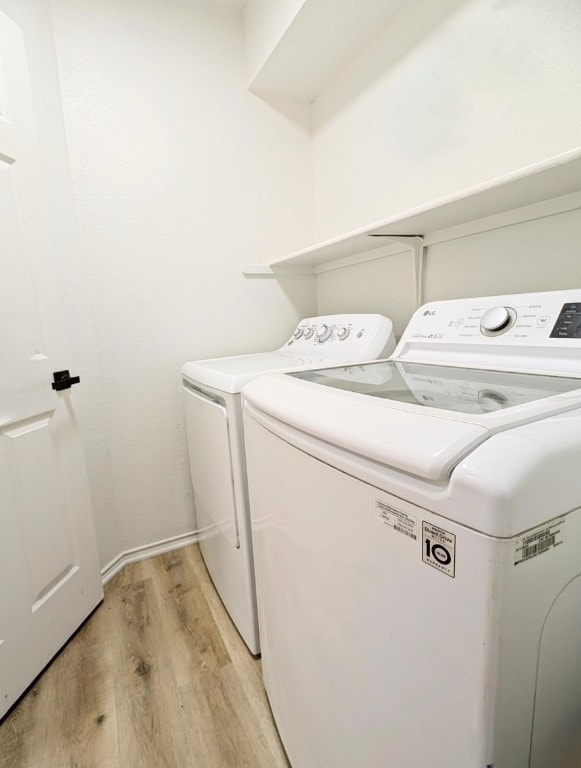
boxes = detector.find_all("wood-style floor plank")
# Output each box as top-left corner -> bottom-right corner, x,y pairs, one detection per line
184,548 -> 287,764
0,545 -> 289,768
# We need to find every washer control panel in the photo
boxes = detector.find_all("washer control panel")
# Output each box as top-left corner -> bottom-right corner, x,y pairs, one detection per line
402,290 -> 581,345
550,302 -> 581,339
284,314 -> 395,361
396,289 -> 581,375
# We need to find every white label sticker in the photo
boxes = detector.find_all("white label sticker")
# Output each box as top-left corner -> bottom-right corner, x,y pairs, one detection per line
422,522 -> 456,578
514,518 -> 565,566
375,500 -> 417,540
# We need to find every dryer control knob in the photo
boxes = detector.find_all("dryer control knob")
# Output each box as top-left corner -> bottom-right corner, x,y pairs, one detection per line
336,326 -> 350,341
303,327 -> 314,339
293,327 -> 304,339
480,306 -> 512,334
316,324 -> 333,342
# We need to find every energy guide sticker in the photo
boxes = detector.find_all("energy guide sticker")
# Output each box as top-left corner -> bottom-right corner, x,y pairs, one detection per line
375,500 -> 417,540
514,517 -> 565,566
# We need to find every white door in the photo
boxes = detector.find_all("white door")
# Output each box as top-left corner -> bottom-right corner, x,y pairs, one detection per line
0,11 -> 102,719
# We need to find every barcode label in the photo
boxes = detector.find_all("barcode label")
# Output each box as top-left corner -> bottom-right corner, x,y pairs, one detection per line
375,500 -> 417,540
515,519 -> 565,566
394,525 -> 417,540
522,535 -> 555,560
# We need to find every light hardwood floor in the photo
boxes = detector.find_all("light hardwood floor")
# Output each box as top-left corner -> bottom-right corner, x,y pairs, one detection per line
0,545 -> 290,768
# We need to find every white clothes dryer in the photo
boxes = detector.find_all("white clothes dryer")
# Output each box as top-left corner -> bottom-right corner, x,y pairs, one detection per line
182,314 -> 395,654
242,290 -> 581,767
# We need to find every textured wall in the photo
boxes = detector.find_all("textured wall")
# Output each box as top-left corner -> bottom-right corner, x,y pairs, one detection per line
423,209 -> 581,304
50,0 -> 316,567
316,250 -> 416,339
312,0 -> 581,240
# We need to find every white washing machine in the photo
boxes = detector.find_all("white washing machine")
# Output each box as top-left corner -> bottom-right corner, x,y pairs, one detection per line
242,290 -> 581,767
181,314 -> 395,654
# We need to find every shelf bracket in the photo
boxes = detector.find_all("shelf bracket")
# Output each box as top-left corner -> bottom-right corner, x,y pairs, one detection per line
368,234 -> 425,309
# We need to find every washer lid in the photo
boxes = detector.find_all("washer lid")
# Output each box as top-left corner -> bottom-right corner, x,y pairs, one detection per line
242,361 -> 581,481
182,351 -> 329,394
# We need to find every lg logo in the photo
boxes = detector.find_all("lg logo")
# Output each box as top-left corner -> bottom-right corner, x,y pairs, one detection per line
423,310 -> 436,317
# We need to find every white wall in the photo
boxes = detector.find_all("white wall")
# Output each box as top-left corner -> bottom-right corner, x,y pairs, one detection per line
423,208 -> 581,304
316,249 -> 415,339
49,0 -> 316,567
312,0 -> 581,240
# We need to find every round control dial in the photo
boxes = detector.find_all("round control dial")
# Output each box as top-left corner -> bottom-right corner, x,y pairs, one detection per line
303,327 -> 314,339
478,389 -> 508,412
336,326 -> 350,341
316,324 -> 333,342
480,306 -> 516,336
293,327 -> 303,339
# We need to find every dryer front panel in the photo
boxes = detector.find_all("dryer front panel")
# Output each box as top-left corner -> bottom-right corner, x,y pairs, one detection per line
183,384 -> 239,548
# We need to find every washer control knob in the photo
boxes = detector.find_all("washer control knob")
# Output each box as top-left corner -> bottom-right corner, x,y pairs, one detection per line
316,324 -> 333,342
480,306 -> 512,334
336,326 -> 350,341
478,389 -> 509,412
303,327 -> 314,339
293,327 -> 304,339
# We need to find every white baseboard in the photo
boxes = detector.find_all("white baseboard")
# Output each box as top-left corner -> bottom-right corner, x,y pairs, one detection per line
100,530 -> 200,585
